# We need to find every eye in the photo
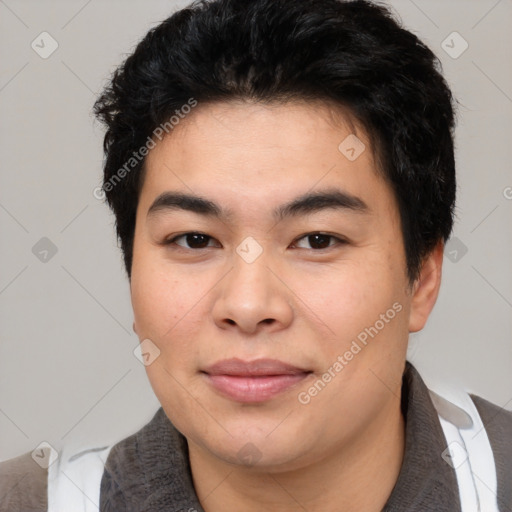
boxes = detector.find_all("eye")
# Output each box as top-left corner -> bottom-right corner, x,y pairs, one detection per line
164,232 -> 220,249
292,232 -> 347,250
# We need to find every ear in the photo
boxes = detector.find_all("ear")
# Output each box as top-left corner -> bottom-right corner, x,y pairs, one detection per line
408,240 -> 444,333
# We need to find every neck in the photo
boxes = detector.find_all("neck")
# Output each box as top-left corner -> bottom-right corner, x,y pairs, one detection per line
188,397 -> 405,512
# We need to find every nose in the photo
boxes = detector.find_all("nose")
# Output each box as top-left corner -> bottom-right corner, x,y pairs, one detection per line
212,253 -> 294,335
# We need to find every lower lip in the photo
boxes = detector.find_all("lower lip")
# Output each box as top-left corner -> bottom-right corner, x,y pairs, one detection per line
204,373 -> 311,403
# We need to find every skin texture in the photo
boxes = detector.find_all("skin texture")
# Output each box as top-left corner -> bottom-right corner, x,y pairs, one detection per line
131,100 -> 444,512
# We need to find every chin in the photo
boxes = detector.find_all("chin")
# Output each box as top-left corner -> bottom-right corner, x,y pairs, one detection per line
190,420 -> 315,471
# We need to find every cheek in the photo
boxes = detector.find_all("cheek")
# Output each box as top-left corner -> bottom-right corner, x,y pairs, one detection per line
131,263 -> 207,410
293,259 -> 399,342
130,258 -> 212,384
131,257 -> 201,338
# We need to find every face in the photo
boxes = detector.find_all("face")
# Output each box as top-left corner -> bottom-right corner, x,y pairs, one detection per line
131,100 -> 423,471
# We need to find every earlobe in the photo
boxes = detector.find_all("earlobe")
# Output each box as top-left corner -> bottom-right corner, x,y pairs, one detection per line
408,240 -> 444,333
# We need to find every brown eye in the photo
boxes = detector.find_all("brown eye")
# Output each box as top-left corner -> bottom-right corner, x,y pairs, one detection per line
307,234 -> 331,249
166,232 -> 217,249
293,233 -> 346,250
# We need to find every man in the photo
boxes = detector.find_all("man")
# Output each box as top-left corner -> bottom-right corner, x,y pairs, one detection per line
1,0 -> 510,510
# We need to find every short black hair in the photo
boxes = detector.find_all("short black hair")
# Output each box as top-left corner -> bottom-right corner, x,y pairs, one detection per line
93,0 -> 456,283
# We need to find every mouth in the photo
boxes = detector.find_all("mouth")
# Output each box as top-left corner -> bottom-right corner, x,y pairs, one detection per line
201,358 -> 313,403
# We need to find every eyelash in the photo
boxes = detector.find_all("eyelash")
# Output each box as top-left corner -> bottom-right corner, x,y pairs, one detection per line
162,232 -> 348,251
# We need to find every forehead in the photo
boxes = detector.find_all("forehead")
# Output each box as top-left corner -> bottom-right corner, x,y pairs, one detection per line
138,100 -> 394,221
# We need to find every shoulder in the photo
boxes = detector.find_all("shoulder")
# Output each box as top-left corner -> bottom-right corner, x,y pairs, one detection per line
471,393 -> 512,511
0,451 -> 47,512
471,393 -> 512,428
471,393 -> 512,454
0,410 -> 170,512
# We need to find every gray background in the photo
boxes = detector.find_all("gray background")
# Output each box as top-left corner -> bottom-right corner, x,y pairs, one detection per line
0,0 -> 511,461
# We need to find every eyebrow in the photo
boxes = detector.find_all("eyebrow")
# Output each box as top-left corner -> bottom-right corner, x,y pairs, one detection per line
146,188 -> 369,221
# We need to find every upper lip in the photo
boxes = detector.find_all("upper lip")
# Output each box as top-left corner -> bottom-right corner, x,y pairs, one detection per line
202,358 -> 311,376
